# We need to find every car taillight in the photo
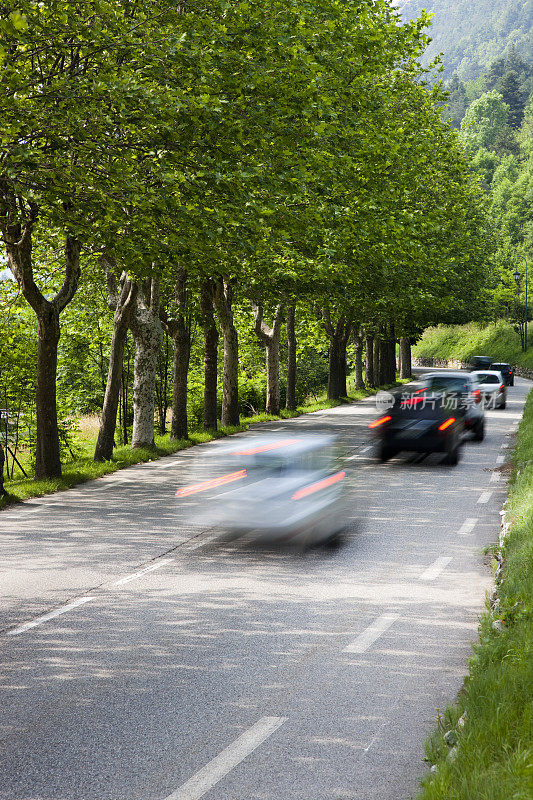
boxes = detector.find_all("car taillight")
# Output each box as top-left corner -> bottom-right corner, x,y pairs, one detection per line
369,415 -> 391,429
473,389 -> 481,404
401,397 -> 425,407
438,417 -> 455,431
292,470 -> 345,500
499,384 -> 505,393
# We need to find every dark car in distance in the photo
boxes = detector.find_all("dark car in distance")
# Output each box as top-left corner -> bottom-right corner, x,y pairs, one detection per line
491,362 -> 514,386
369,382 -> 465,466
470,356 -> 493,371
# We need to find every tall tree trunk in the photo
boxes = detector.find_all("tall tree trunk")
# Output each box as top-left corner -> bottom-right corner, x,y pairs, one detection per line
323,310 -> 352,400
337,322 -> 352,397
214,279 -> 239,427
160,270 -> 191,441
354,332 -> 365,390
130,277 -> 163,448
0,442 -> 5,496
388,323 -> 396,383
286,305 -> 297,410
373,336 -> 381,387
95,264 -> 137,462
201,281 -> 219,431
1,192 -> 81,478
252,303 -> 284,415
35,308 -> 61,478
400,337 -> 412,379
365,335 -> 375,388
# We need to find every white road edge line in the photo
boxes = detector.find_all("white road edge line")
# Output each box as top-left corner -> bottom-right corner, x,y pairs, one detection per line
490,471 -> 501,483
186,535 -> 220,551
113,559 -> 174,586
419,556 -> 452,581
457,518 -> 478,536
7,597 -> 94,636
344,613 -> 399,654
477,491 -> 493,504
165,716 -> 287,800
360,445 -> 372,454
496,454 -> 505,465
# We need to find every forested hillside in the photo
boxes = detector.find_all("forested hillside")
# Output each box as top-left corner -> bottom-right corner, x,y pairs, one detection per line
400,0 -> 533,80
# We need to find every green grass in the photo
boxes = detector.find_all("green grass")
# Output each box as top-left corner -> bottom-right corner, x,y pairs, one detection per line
0,381 -> 403,509
413,320 -> 533,369
417,390 -> 533,800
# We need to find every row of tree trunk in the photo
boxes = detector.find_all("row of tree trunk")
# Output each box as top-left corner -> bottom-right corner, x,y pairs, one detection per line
94,271 -> 414,462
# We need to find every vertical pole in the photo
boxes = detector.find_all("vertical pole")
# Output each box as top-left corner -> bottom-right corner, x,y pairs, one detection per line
524,256 -> 527,353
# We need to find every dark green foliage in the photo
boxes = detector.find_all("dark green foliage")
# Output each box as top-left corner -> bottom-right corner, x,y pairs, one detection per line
500,70 -> 527,128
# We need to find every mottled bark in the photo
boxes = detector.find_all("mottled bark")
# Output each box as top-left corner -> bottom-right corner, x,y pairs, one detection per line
160,271 -> 191,441
286,305 -> 297,410
0,441 -> 5,495
354,332 -> 365,390
365,335 -> 375,388
400,337 -> 412,379
252,303 -> 284,415
323,310 -> 352,400
201,282 -> 219,431
373,336 -> 382,386
130,276 -> 163,448
95,262 -> 138,461
213,279 -> 239,427
1,188 -> 81,478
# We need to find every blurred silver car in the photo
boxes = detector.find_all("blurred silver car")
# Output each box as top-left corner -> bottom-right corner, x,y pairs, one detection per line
176,434 -> 347,548
472,370 -> 507,409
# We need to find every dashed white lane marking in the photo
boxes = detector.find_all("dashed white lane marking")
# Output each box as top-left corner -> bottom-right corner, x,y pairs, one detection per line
490,471 -> 501,483
496,454 -> 505,465
458,518 -> 478,536
113,559 -> 174,586
360,445 -> 372,453
419,556 -> 452,581
152,459 -> 183,469
185,534 -> 220,551
344,613 -> 399,653
7,597 -> 94,636
165,716 -> 287,800
477,491 -> 493,504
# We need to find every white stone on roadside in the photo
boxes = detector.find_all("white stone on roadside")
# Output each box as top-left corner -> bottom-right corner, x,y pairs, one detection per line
444,730 -> 457,746
448,746 -> 458,762
457,712 -> 467,728
430,764 -> 438,774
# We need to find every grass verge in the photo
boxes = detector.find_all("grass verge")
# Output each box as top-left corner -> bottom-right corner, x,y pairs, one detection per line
413,320 -> 533,369
417,389 -> 533,800
0,381 -> 401,509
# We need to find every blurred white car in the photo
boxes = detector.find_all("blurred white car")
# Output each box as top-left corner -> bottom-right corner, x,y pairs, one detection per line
176,434 -> 346,548
472,370 -> 507,409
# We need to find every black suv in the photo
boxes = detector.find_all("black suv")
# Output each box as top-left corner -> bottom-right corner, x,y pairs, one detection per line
470,356 -> 492,371
491,362 -> 514,386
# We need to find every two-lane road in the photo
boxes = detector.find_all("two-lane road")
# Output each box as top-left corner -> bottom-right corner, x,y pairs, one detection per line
0,377 -> 529,800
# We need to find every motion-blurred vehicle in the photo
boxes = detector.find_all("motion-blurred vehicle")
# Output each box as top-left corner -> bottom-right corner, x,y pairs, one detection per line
176,434 -> 346,548
418,371 -> 485,441
470,355 -> 492,371
491,362 -> 514,386
369,382 -> 464,465
472,370 -> 507,409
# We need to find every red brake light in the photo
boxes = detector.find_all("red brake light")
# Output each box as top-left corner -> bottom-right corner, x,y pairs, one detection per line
292,470 -> 345,500
473,389 -> 481,404
401,396 -> 425,407
176,469 -> 246,497
438,417 -> 455,431
499,384 -> 505,393
369,415 -> 391,429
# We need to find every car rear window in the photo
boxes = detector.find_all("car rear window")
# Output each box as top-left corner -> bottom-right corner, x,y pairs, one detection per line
477,374 -> 500,384
428,377 -> 468,393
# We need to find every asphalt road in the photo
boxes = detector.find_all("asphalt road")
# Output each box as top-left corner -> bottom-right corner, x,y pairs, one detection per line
0,376 -> 530,800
